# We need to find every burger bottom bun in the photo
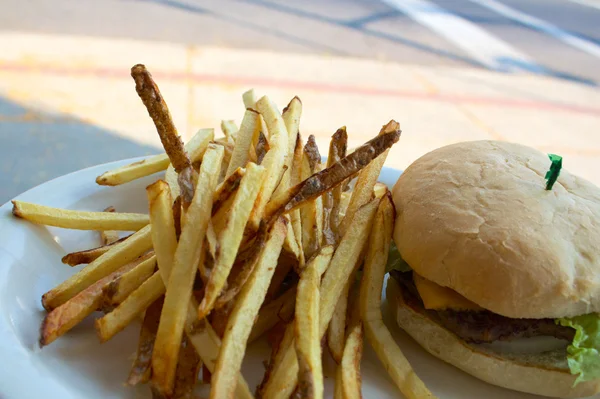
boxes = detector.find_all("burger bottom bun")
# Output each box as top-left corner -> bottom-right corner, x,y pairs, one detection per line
387,278 -> 600,398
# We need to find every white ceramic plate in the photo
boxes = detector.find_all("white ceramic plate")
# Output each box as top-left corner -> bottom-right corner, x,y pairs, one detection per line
0,158 -> 579,399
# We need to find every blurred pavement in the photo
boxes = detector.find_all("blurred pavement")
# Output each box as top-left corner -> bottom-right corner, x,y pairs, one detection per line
0,0 -> 599,202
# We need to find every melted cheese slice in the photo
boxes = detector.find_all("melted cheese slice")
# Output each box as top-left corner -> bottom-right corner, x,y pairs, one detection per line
413,273 -> 482,311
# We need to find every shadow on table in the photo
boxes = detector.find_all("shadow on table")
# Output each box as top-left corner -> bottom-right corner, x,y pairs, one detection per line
0,96 -> 160,205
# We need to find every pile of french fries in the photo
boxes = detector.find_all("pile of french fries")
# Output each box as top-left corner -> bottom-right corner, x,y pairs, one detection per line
12,64 -> 436,399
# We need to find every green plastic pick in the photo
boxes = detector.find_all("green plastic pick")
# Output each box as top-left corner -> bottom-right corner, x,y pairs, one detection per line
545,154 -> 562,190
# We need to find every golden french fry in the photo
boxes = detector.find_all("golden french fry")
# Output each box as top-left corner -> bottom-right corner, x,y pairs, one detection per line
282,217 -> 303,267
318,199 -> 379,335
260,199 -> 379,398
198,162 -> 266,319
153,145 -> 223,395
95,271 -> 164,342
264,126 -> 400,222
147,180 -> 178,283
289,133 -> 305,263
221,119 -> 238,143
249,96 -> 289,229
61,235 -> 131,266
39,255 -> 145,346
339,121 -> 398,236
295,246 -> 333,399
360,196 -> 436,399
242,88 -> 257,109
127,298 -> 163,386
249,286 -> 297,344
328,279 -> 350,363
98,128 -> 211,187
12,201 -> 148,231
282,96 -> 302,167
104,254 -> 157,305
99,206 -> 120,245
211,218 -> 287,399
42,225 -> 153,310
226,109 -> 259,178
96,154 -> 170,186
341,323 -> 363,399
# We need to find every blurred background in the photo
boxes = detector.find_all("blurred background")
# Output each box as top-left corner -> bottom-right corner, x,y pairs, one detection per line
0,0 -> 599,203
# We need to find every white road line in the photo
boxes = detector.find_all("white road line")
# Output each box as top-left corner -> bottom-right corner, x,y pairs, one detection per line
568,0 -> 600,11
380,0 -> 543,73
470,0 -> 600,59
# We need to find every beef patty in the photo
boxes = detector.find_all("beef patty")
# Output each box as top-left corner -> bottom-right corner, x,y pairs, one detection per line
390,271 -> 575,344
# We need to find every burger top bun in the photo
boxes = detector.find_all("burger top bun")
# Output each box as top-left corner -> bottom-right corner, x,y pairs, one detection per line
392,140 -> 600,319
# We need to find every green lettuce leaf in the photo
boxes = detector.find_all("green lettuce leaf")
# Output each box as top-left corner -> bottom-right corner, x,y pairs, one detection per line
557,314 -> 600,384
385,241 -> 412,274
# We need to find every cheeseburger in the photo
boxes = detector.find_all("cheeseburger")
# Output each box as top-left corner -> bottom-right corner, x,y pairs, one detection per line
388,141 -> 600,398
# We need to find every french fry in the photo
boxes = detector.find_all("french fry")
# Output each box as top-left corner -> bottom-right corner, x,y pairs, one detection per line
198,162 -> 266,319
249,96 -> 289,229
131,64 -> 188,173
103,254 -> 157,305
98,127 -> 211,188
172,336 -> 202,399
221,119 -> 238,143
42,225 -> 153,310
147,181 -> 178,283
61,235 -> 131,266
264,126 -> 400,222
99,206 -> 120,245
12,201 -> 149,231
294,246 -> 333,399
127,298 -> 163,386
249,286 -> 296,343
242,89 -> 257,109
210,218 -> 287,399
95,271 -> 164,342
360,196 -> 436,399
288,133 -> 304,263
300,136 -> 323,259
96,154 -> 170,186
226,109 -> 259,178
282,96 -> 302,168
339,121 -> 398,236
39,254 -> 146,346
131,64 -> 196,206
327,279 -> 350,363
213,167 -> 246,217
260,199 -> 379,398
153,145 -> 223,395
323,127 -> 348,244
341,323 -> 363,399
